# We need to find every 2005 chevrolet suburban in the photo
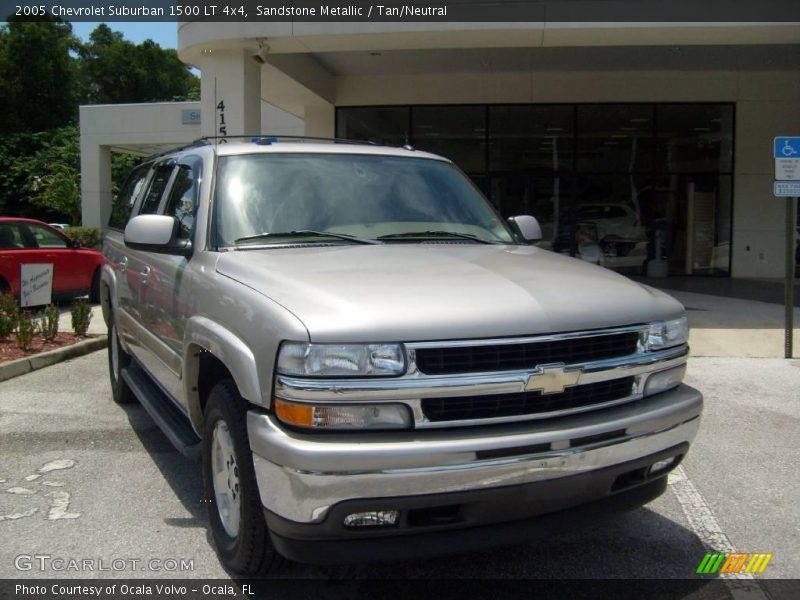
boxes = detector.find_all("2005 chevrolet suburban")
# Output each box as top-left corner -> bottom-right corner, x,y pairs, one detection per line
101,136 -> 702,574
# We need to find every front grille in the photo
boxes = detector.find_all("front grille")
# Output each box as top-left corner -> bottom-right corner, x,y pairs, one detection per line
421,377 -> 636,422
414,331 -> 640,375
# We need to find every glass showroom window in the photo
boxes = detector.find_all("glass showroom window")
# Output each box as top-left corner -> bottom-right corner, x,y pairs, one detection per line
336,103 -> 734,276
411,106 -> 487,175
337,107 -> 410,146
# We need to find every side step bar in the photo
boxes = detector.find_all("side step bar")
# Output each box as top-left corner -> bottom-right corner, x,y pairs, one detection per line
121,365 -> 201,460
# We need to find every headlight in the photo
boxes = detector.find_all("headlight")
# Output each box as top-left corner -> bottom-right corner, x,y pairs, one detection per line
277,342 -> 406,377
647,317 -> 689,351
274,398 -> 412,430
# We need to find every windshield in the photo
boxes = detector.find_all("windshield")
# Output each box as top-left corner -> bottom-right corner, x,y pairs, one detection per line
212,153 -> 516,246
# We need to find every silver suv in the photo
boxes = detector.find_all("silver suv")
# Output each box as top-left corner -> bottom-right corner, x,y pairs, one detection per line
101,137 -> 702,574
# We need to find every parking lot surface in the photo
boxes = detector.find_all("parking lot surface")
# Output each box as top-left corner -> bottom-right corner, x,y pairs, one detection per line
1,352 -> 798,595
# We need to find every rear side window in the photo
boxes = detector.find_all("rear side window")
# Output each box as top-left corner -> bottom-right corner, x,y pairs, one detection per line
139,164 -> 176,215
109,164 -> 151,230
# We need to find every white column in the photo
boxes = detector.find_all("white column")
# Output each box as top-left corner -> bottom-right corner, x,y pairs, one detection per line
199,49 -> 262,139
304,103 -> 335,138
79,141 -> 112,228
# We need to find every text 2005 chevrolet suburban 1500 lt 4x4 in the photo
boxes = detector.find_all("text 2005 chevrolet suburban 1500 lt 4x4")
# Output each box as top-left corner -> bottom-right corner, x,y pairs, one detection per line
101,137 -> 702,574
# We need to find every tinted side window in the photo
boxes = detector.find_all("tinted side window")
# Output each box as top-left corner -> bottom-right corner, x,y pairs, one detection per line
109,164 -> 151,230
26,224 -> 68,248
139,164 -> 176,215
0,223 -> 24,248
163,156 -> 202,240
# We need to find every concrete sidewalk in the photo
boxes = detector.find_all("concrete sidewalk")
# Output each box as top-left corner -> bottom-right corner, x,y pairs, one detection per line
657,289 -> 799,358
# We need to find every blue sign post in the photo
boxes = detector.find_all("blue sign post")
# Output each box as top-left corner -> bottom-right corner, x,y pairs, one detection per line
774,136 -> 798,358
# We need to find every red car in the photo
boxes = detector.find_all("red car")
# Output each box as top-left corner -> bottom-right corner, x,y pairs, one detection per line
0,218 -> 102,303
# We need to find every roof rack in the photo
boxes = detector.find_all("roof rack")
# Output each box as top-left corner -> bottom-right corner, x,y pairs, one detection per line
140,134 -> 381,161
197,134 -> 379,146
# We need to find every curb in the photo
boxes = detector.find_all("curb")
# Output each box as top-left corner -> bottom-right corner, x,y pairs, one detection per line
0,336 -> 108,383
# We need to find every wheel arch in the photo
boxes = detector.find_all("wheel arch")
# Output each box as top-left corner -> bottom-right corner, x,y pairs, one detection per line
183,316 -> 263,435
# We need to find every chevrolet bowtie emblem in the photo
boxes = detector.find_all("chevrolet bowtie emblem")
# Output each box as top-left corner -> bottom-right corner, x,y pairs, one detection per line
525,364 -> 581,395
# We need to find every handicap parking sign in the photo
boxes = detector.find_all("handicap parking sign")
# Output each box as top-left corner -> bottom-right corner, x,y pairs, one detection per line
774,137 -> 800,158
775,137 -> 800,181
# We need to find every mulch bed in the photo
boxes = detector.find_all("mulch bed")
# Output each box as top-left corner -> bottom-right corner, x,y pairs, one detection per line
0,333 -> 98,364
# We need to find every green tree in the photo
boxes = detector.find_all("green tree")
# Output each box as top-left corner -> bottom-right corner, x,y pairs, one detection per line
79,24 -> 199,104
0,21 -> 195,222
0,16 -> 78,133
10,127 -> 81,224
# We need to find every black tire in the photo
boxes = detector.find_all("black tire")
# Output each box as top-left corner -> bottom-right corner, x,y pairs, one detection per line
0,277 -> 10,295
202,380 -> 276,575
90,269 -> 101,304
107,312 -> 135,404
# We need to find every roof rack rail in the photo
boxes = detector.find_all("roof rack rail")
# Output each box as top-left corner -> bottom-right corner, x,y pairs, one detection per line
139,134 -> 382,162
196,134 -> 380,146
142,139 -> 209,161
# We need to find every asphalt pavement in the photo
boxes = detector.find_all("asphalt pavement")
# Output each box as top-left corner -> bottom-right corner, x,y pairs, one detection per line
0,351 -> 798,596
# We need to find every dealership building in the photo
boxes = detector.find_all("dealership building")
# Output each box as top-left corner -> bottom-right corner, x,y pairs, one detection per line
79,18 -> 800,280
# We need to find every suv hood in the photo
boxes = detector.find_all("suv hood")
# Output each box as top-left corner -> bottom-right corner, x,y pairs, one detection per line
216,244 -> 683,342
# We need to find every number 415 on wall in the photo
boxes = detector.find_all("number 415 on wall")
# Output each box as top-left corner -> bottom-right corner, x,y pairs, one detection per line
216,101 -> 227,142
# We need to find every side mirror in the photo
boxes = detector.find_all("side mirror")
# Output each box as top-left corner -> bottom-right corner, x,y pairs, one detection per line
508,215 -> 543,243
124,214 -> 192,257
69,239 -> 81,249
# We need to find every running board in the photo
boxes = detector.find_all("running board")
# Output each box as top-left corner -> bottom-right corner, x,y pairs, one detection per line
121,365 -> 201,460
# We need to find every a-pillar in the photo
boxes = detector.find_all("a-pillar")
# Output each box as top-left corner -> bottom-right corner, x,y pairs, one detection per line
198,49 -> 262,139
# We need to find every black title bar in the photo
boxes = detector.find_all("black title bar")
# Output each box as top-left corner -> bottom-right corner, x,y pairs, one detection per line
3,0 -> 800,23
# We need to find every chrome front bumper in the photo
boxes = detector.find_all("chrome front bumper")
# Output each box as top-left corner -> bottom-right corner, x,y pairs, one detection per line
248,383 -> 702,524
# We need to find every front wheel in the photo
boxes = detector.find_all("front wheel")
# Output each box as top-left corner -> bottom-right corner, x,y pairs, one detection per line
202,380 -> 276,575
107,313 -> 135,404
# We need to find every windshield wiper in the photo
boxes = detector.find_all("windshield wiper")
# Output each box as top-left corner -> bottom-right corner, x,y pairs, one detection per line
234,230 -> 381,246
376,231 -> 495,244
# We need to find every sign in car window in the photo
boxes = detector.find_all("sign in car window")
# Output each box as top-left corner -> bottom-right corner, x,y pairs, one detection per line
20,263 -> 53,307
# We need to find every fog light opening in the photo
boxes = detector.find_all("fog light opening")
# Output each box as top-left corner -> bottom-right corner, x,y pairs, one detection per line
649,456 -> 679,477
343,510 -> 400,529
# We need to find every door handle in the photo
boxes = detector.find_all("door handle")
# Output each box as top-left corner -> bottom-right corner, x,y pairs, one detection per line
140,266 -> 151,285
119,256 -> 128,273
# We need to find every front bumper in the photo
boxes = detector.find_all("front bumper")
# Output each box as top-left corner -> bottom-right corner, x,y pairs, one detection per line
267,461 -> 671,565
248,383 -> 702,527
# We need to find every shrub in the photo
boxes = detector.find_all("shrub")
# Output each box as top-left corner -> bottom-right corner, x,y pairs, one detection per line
64,226 -> 103,249
70,299 -> 93,337
0,293 -> 20,340
40,304 -> 59,341
15,311 -> 37,351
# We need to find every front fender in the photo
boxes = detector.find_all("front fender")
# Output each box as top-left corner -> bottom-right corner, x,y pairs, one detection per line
183,316 -> 263,431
